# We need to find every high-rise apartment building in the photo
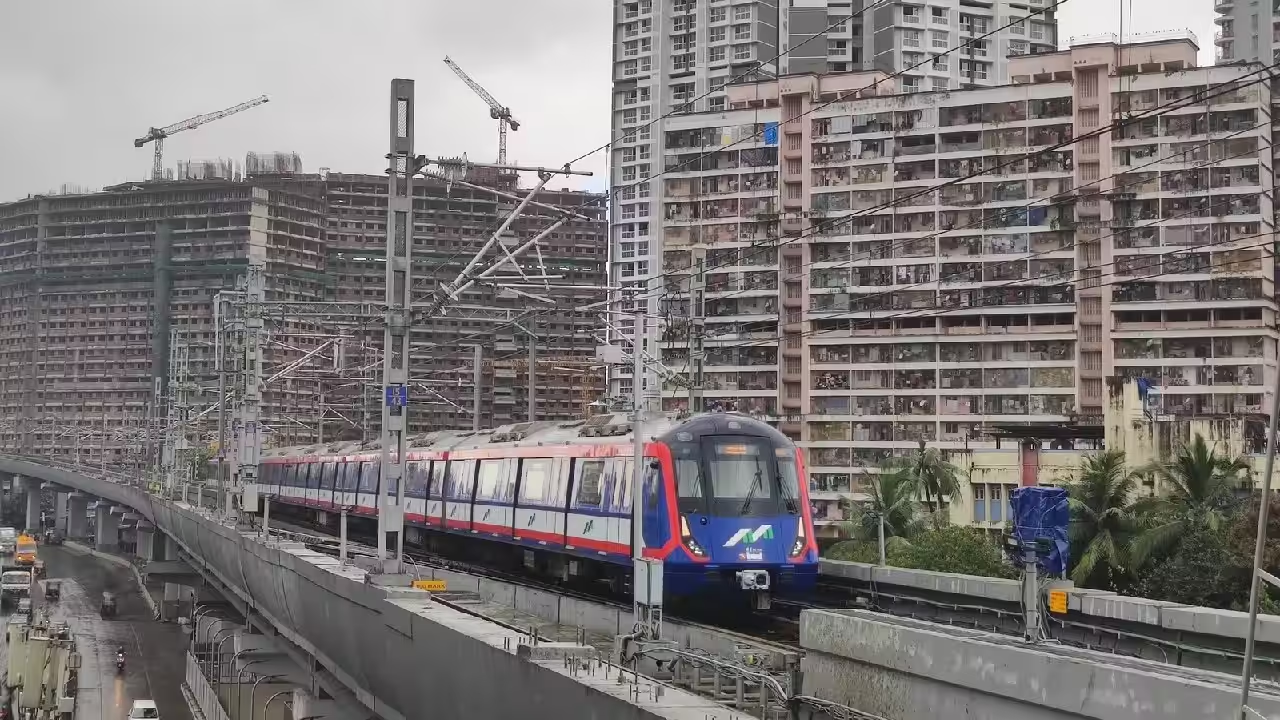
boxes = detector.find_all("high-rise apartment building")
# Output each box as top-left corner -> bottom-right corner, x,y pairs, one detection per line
786,0 -> 1058,91
608,0 -> 1060,402
0,170 -> 608,468
1214,0 -> 1276,63
655,34 -> 1275,533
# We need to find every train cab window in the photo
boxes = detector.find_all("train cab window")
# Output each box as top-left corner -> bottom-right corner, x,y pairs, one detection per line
704,439 -> 794,517
359,461 -> 378,493
775,448 -> 802,512
518,459 -> 554,505
406,461 -> 429,498
428,462 -> 446,499
321,462 -> 337,490
573,460 -> 605,508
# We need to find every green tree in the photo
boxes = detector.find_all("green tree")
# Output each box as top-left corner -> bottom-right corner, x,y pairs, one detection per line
894,524 -> 1016,579
843,465 -> 923,542
889,443 -> 962,515
1135,527 -> 1250,609
1131,435 -> 1250,568
1065,450 -> 1142,588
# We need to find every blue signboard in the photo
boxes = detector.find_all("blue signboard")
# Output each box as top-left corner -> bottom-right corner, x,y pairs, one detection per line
763,122 -> 779,146
385,385 -> 408,408
1010,486 -> 1070,576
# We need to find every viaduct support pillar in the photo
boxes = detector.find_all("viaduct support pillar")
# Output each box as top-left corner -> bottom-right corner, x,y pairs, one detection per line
95,503 -> 119,552
22,477 -> 41,533
67,493 -> 88,539
54,492 -> 69,533
135,522 -> 155,561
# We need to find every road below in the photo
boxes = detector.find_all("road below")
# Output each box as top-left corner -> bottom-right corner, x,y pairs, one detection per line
23,545 -> 193,720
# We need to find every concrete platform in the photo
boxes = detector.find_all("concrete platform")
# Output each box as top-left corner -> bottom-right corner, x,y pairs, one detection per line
801,609 -> 1280,720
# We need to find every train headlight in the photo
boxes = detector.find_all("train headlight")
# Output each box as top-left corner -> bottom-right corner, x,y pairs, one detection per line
680,517 -> 706,557
789,518 -> 808,558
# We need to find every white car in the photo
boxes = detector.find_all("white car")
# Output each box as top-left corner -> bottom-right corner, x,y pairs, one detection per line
128,700 -> 159,719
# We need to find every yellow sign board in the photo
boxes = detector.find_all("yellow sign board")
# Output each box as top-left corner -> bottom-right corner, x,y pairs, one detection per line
412,580 -> 447,592
1048,589 -> 1068,614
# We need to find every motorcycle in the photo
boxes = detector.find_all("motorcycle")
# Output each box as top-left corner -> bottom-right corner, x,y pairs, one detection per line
115,653 -> 125,674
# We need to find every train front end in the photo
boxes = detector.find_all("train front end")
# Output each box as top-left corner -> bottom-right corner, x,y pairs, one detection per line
655,414 -> 818,610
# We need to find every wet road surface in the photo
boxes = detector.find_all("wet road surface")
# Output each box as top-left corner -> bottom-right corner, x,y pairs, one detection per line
10,545 -> 193,720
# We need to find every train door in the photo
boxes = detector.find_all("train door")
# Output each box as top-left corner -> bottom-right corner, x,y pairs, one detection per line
565,458 -> 612,555
318,461 -> 337,509
640,456 -> 670,554
606,457 -> 634,558
513,457 -> 567,547
425,460 -> 446,527
405,460 -> 429,524
332,461 -> 353,509
443,459 -> 476,531
357,459 -> 379,514
472,458 -> 515,538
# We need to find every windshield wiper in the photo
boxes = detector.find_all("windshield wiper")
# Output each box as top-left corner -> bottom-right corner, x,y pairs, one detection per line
739,456 -> 764,515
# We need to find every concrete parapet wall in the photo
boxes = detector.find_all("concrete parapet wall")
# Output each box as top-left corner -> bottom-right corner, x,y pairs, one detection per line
801,609 -> 1280,720
0,456 -> 732,720
820,558 -> 1280,673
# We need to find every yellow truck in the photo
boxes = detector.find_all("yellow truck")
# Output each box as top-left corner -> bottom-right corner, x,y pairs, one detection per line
14,535 -> 37,568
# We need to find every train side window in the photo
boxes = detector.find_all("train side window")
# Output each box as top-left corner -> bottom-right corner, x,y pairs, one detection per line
476,459 -> 505,500
359,461 -> 379,493
285,464 -> 298,488
406,461 -> 429,498
518,459 -> 553,505
321,462 -> 337,490
609,459 -> 633,513
303,464 -> 316,488
428,461 -> 446,499
448,460 -> 477,499
574,460 -> 604,508
341,462 -> 359,491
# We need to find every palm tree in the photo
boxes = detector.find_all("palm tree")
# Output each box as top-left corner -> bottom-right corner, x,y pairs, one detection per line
1066,449 -> 1141,587
1130,434 -> 1250,568
853,467 -> 923,542
892,442 -> 962,515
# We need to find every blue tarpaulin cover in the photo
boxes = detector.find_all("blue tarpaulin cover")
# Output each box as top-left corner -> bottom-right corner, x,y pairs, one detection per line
1010,486 -> 1070,576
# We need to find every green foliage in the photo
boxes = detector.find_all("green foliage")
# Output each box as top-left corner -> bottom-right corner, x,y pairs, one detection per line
840,467 -> 923,542
885,445 -> 962,514
824,540 -> 882,564
1134,527 -> 1250,610
893,525 -> 1017,579
1065,449 -> 1142,589
1130,435 -> 1249,569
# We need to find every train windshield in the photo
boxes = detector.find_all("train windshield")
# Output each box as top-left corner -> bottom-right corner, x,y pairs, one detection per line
673,435 -> 801,517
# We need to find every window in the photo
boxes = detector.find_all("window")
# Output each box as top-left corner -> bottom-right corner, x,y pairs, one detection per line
710,7 -> 726,22
903,5 -> 920,22
575,460 -> 605,506
931,30 -> 948,48
518,458 -> 555,504
709,46 -> 726,62
903,30 -> 922,47
734,5 -> 751,20
932,55 -> 948,72
733,24 -> 752,40
931,6 -> 948,23
734,44 -> 752,60
359,460 -> 378,493
1009,40 -> 1027,56
932,77 -> 950,91
710,26 -> 726,42
476,459 -> 508,500
902,77 -> 921,94
622,148 -> 637,163
960,60 -> 988,80
406,461 -> 430,497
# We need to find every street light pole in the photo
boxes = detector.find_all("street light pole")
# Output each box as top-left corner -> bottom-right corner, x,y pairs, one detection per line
1238,366 -> 1280,716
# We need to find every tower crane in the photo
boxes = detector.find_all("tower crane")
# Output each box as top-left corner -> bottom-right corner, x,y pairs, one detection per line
134,95 -> 270,181
443,56 -> 520,164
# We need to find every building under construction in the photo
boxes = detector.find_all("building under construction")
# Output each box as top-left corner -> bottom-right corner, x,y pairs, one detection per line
0,166 -> 607,468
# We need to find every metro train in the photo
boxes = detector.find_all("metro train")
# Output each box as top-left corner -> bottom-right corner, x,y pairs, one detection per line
254,411 -> 818,608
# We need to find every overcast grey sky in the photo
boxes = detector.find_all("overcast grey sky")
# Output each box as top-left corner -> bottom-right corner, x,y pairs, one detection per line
0,0 -> 1214,202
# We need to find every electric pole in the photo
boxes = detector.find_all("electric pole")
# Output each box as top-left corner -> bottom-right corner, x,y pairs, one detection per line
375,79 -> 415,575
687,252 -> 705,414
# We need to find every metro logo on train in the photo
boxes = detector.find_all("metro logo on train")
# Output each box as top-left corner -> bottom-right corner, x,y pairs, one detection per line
723,525 -> 774,547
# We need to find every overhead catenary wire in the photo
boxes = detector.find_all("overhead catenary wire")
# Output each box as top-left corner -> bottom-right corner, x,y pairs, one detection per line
701,230 -> 1278,354
684,152 -> 1272,350
680,115 -> 1272,314
634,58 -> 1279,303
